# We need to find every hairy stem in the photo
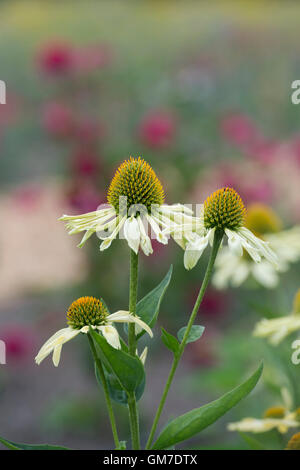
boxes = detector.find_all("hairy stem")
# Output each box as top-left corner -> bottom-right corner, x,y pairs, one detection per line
127,249 -> 140,450
146,229 -> 223,449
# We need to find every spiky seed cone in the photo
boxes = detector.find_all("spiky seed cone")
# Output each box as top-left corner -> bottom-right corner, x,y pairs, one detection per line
204,187 -> 246,231
107,157 -> 165,214
66,296 -> 108,329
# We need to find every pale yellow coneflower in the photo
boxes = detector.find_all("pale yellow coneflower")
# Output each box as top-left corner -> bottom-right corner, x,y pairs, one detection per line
35,296 -> 152,367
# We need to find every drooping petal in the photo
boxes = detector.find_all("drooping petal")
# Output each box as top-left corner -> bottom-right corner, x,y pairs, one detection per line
100,215 -> 127,251
225,229 -> 243,257
52,344 -> 63,367
137,216 -> 153,256
35,327 -> 80,366
123,215 -> 141,254
98,325 -> 121,349
252,262 -> 279,289
139,346 -> 148,365
146,214 -> 168,245
107,311 -> 153,338
183,233 -> 210,270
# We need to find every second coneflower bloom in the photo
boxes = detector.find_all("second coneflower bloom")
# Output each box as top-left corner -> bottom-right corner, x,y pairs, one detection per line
35,296 -> 152,367
184,187 -> 278,270
60,157 -> 196,255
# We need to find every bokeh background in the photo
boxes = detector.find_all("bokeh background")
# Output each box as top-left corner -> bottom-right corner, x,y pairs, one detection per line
1,0 -> 300,450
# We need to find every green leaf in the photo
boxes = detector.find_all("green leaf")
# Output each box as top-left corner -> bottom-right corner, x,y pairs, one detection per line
95,363 -> 145,405
90,329 -> 144,393
161,328 -> 180,356
239,432 -> 266,450
0,436 -> 70,450
152,363 -> 263,449
124,265 -> 172,339
177,325 -> 205,344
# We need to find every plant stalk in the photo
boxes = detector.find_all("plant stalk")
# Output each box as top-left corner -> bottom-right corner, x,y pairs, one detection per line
146,229 -> 223,449
127,249 -> 140,450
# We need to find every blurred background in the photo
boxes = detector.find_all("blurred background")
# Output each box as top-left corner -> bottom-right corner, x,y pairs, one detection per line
1,0 -> 300,450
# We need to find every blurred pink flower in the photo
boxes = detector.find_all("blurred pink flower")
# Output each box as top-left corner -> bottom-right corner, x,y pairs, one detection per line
246,138 -> 280,164
37,42 -> 75,76
42,102 -> 74,138
138,110 -> 176,149
184,329 -> 218,368
220,112 -> 259,147
74,116 -> 106,143
73,44 -> 113,74
11,185 -> 43,211
187,285 -> 229,320
71,147 -> 101,177
67,183 -> 103,213
0,325 -> 35,363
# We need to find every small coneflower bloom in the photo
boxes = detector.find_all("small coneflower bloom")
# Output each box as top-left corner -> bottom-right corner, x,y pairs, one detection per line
35,296 -> 152,367
60,157 -> 195,255
213,204 -> 300,289
253,288 -> 300,345
183,188 -> 278,270
228,406 -> 300,434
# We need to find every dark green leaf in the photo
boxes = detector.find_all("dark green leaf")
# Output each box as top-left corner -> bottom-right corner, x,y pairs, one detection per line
161,328 -> 180,356
95,363 -> 145,405
90,329 -> 144,393
0,436 -> 70,450
177,325 -> 205,344
152,363 -> 263,449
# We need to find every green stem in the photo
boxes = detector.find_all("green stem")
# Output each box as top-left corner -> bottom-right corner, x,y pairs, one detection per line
127,249 -> 140,450
146,229 -> 223,449
87,333 -> 120,449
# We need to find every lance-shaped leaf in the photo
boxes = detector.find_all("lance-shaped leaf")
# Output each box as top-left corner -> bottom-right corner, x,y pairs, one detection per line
152,363 -> 263,449
161,328 -> 180,356
124,265 -> 172,339
90,328 -> 144,393
0,436 -> 70,450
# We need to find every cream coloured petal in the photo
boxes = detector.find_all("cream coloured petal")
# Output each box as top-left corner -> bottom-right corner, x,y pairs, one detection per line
251,262 -> 279,289
225,229 -> 243,256
137,216 -> 153,256
35,327 -> 80,365
139,347 -> 148,365
184,233 -> 210,270
100,215 -> 126,251
238,227 -> 278,267
123,216 -> 141,254
107,311 -> 153,338
52,344 -> 63,367
98,325 -> 121,349
146,214 -> 168,245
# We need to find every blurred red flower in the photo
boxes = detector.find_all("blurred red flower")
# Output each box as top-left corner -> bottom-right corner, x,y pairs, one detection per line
74,116 -> 106,143
37,42 -> 75,76
220,112 -> 259,147
138,110 -> 176,149
73,44 -> 113,74
0,325 -> 35,364
67,183 -> 103,213
42,102 -> 74,138
71,147 -> 101,177
187,285 -> 229,320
